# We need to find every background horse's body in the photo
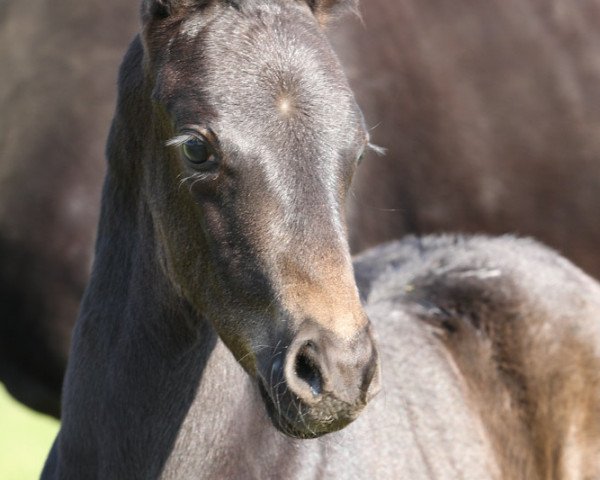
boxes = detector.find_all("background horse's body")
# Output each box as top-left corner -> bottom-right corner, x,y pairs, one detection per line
44,235 -> 600,479
0,0 -> 138,416
333,0 -> 600,276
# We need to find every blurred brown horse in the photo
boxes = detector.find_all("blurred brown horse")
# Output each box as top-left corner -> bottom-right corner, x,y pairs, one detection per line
0,0 -> 138,416
332,0 -> 600,269
4,0 -> 600,417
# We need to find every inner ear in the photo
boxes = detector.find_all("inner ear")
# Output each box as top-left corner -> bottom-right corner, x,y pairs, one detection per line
306,0 -> 358,21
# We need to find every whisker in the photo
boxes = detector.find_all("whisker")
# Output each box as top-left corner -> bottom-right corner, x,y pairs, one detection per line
367,142 -> 387,156
237,344 -> 273,364
178,172 -> 213,192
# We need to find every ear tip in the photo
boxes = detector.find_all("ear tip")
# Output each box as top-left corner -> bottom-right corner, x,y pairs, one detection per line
142,0 -> 359,24
309,0 -> 360,19
142,0 -> 173,21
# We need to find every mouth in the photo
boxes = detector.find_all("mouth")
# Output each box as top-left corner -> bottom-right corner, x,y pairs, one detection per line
257,378 -> 362,440
258,380 -> 323,439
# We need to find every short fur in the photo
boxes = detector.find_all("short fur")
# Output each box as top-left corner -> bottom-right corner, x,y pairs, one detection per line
43,234 -> 600,478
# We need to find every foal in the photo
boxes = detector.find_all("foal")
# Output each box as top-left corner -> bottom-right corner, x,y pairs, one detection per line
42,0 -> 600,478
44,0 -> 379,477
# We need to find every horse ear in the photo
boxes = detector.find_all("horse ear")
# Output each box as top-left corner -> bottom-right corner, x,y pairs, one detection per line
142,0 -> 199,21
306,0 -> 359,22
142,0 -> 171,20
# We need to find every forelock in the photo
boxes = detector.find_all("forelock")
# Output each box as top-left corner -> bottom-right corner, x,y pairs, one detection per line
200,4 -> 356,150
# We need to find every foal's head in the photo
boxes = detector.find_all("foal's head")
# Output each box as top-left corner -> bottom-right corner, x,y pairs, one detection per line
137,0 -> 379,438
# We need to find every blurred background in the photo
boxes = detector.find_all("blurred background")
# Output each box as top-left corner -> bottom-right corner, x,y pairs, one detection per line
1,1 -> 139,476
3,0 -> 600,477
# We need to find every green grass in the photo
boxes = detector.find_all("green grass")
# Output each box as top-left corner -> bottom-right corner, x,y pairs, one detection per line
0,384 -> 59,480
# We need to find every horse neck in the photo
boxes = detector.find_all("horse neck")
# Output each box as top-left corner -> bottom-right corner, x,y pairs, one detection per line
79,146 -> 301,479
86,34 -> 209,358
65,165 -> 215,466
63,75 -> 261,479
61,37 -> 307,477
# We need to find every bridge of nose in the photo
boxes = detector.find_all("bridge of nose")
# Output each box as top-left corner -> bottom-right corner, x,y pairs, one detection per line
275,253 -> 367,340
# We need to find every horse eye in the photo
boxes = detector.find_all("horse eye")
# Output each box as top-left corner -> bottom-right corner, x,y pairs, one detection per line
182,137 -> 216,168
357,151 -> 365,165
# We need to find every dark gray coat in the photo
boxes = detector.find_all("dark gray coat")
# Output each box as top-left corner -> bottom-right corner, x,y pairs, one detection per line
43,235 -> 600,479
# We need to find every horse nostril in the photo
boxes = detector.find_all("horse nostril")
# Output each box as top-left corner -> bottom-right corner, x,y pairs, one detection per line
295,343 -> 322,397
